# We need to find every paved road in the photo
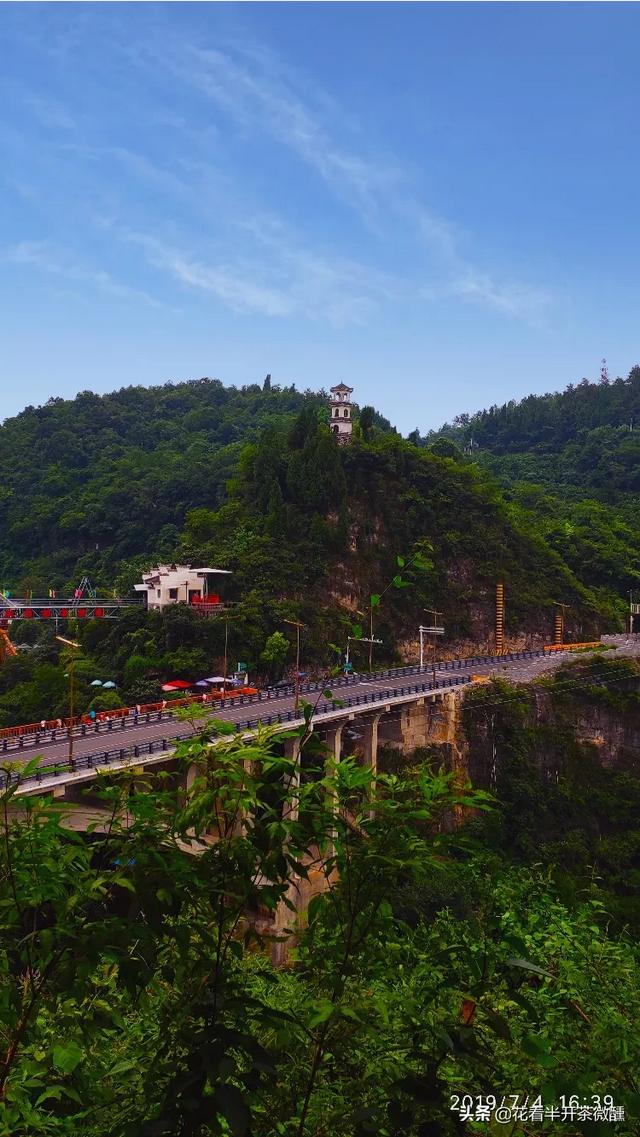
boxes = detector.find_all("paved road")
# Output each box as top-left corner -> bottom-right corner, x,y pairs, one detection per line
4,666 -> 460,771
4,636 -> 638,776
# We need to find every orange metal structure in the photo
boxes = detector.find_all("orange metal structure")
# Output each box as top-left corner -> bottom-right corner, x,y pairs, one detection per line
0,626 -> 17,664
543,642 -> 600,652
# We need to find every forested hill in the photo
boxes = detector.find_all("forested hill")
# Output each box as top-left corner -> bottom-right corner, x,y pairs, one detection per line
0,378 -> 314,584
420,365 -> 640,617
433,365 -> 640,497
0,377 -> 389,586
0,373 -> 635,658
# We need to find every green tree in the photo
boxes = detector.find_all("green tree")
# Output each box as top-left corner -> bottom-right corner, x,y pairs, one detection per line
260,630 -> 289,681
359,405 -> 375,442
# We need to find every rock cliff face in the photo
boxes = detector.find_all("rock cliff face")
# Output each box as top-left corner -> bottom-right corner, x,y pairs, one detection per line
381,659 -> 640,788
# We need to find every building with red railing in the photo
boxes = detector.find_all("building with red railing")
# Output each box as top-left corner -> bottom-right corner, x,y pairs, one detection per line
134,564 -> 232,611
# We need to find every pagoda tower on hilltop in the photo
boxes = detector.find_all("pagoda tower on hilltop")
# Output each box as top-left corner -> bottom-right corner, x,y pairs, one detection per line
329,382 -> 353,445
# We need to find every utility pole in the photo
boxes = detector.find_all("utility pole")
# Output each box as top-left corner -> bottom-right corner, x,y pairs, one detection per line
283,618 -> 306,713
56,634 -> 81,768
346,634 -> 382,672
421,610 -> 444,686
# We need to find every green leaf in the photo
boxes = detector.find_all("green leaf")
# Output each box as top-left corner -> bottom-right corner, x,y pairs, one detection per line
35,1087 -> 64,1106
52,1040 -> 83,1074
308,998 -> 335,1027
506,957 -> 554,979
109,1058 -> 139,1077
61,1085 -> 83,1104
370,594 -> 381,608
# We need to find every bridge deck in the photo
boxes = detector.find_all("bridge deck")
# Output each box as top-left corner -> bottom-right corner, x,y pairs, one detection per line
2,640 -> 617,794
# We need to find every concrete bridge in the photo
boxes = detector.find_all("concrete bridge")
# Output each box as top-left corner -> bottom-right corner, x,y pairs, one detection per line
1,643 -> 599,800
5,638 -> 633,963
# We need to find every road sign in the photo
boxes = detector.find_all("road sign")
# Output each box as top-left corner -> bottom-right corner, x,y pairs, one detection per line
237,662 -> 247,672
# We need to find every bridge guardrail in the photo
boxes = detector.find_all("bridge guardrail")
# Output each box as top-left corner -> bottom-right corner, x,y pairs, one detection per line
0,647 -> 555,752
0,674 -> 470,790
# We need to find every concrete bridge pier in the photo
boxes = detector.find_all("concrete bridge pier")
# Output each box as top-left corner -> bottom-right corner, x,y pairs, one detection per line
325,721 -> 344,770
360,712 -> 382,776
283,735 -> 301,824
186,762 -> 198,796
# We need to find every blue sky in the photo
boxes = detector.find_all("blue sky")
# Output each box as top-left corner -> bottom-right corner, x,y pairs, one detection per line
2,2 -> 639,433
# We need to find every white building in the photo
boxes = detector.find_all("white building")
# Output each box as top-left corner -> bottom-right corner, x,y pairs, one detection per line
329,382 -> 353,444
134,564 -> 231,611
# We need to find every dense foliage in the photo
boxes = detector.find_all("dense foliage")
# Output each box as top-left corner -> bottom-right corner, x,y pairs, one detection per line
0,378 -> 328,588
435,365 -> 640,477
2,373 -> 640,1132
2,372 -> 638,725
462,655 -> 640,930
1,719 -> 638,1136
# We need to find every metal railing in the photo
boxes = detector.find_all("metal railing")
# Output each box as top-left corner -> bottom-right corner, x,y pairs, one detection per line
0,674 -> 470,790
0,646 -> 555,753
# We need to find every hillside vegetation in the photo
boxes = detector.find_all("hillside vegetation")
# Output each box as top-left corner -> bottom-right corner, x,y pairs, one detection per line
2,379 -> 640,1133
1,372 -> 638,726
437,364 -> 640,488
428,365 -> 640,605
0,378 -> 325,586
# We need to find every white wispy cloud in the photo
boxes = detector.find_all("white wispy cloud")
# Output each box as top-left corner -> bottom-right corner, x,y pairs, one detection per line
414,208 -> 552,321
3,240 -> 165,308
156,36 -> 551,322
117,226 -> 391,326
6,22 -> 551,328
447,271 -> 551,319
168,42 -> 399,221
127,231 -> 294,317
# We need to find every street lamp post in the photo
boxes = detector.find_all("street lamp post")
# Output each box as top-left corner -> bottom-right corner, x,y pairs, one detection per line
56,634 -> 81,768
220,612 -> 242,696
283,618 -> 306,714
223,614 -> 230,696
